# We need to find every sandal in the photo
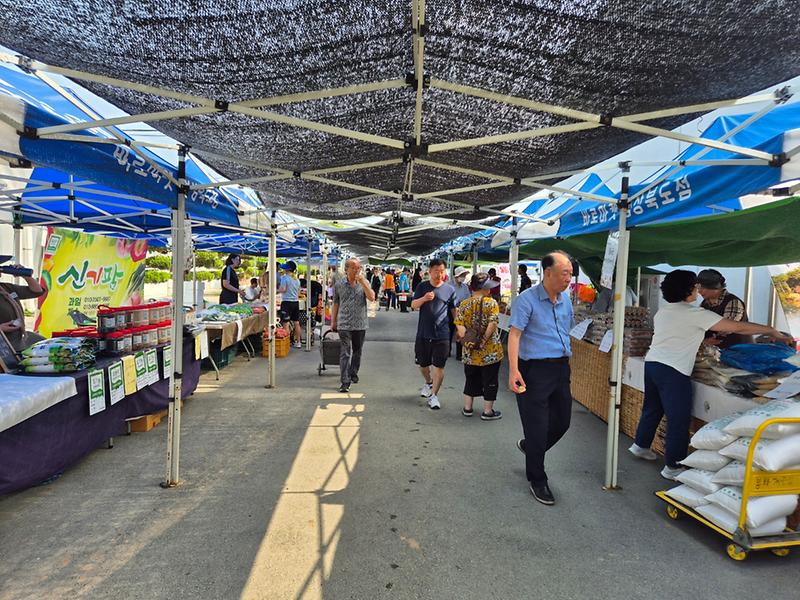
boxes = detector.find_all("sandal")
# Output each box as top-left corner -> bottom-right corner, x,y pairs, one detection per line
461,407 -> 474,417
480,410 -> 502,421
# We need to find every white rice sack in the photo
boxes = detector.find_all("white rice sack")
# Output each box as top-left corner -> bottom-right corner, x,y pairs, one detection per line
676,468 -> 723,495
664,484 -> 709,508
695,504 -> 787,537
679,450 -> 731,471
690,412 -> 743,450
719,434 -> 800,472
722,399 -> 800,439
712,460 -> 800,486
704,486 -> 799,528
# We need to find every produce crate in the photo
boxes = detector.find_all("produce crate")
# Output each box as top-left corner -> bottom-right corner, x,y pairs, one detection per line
128,409 -> 167,433
262,336 -> 291,358
206,340 -> 229,369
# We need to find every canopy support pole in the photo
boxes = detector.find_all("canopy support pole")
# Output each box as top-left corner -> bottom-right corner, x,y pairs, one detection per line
472,245 -> 478,273
321,243 -> 329,323
635,267 -> 642,307
192,247 -> 198,311
509,219 -> 519,304
267,219 -> 277,388
604,176 -> 631,491
744,267 -> 753,309
162,145 -> 188,488
12,223 -> 22,282
305,239 -> 312,352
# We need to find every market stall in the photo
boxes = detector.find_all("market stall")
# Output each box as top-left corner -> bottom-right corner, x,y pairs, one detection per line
0,331 -> 200,496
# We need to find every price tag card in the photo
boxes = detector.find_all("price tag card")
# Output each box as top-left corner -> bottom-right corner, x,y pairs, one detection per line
236,320 -> 244,342
122,355 -> 138,395
88,368 -> 106,415
134,352 -> 148,389
195,334 -> 201,360
200,331 -> 209,359
599,330 -> 614,353
569,319 -> 592,340
162,345 -> 172,379
108,361 -> 125,405
145,349 -> 159,385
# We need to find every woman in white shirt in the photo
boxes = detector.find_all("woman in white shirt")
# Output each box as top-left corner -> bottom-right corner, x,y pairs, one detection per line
628,269 -> 793,481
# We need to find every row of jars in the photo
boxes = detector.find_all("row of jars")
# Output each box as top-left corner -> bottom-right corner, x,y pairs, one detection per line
105,322 -> 172,355
97,301 -> 172,334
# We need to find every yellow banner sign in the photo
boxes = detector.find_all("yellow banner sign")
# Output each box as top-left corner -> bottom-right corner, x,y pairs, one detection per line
36,228 -> 147,336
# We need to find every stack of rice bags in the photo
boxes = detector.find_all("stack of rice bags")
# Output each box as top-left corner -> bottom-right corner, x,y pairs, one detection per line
665,398 -> 800,536
20,337 -> 97,373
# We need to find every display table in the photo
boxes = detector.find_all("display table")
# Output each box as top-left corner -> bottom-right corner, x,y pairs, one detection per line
203,311 -> 270,350
569,340 -> 760,455
0,336 -> 200,496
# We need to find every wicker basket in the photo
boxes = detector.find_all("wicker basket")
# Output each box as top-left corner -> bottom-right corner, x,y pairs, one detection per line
569,339 -> 611,420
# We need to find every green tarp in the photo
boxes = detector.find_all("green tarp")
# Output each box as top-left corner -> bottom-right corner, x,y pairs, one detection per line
516,197 -> 800,281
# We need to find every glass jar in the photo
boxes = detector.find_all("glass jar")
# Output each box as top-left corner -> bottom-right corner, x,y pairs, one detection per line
117,307 -> 132,329
106,331 -> 126,354
157,321 -> 172,345
131,327 -> 144,351
143,325 -> 158,348
131,306 -> 149,327
97,306 -> 118,334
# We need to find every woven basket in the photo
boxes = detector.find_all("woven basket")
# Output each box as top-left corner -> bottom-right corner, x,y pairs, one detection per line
569,339 -> 612,420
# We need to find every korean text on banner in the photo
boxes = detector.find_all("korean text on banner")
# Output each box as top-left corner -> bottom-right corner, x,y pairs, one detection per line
36,228 -> 147,337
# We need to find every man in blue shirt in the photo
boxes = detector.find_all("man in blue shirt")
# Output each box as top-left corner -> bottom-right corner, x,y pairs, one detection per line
411,258 -> 456,410
508,251 -> 575,505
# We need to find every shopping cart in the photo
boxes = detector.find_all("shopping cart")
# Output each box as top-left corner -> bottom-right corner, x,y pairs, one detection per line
317,329 -> 340,376
656,416 -> 800,561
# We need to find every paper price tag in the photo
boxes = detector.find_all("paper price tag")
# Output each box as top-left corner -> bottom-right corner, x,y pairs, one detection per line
200,331 -> 209,359
569,319 -> 592,340
108,361 -> 125,405
134,352 -> 148,389
122,355 -> 138,395
236,320 -> 244,342
163,345 -> 172,379
765,371 -> 800,400
88,368 -> 106,415
599,330 -> 614,353
145,349 -> 159,385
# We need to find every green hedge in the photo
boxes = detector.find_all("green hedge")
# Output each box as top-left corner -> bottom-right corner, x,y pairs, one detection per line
195,251 -> 224,269
186,271 -> 217,282
146,255 -> 171,270
144,270 -> 172,284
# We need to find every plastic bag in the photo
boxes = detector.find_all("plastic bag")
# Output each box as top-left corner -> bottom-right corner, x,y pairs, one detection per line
720,343 -> 798,375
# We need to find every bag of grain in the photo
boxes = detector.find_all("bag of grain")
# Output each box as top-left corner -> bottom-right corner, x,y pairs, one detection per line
679,450 -> 731,471
704,486 -> 798,528
664,484 -> 709,508
719,434 -> 800,472
695,504 -> 786,537
676,468 -> 723,495
690,412 -> 742,450
722,399 -> 800,439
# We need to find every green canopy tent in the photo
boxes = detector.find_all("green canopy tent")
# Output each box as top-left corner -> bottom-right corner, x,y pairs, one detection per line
516,196 -> 800,281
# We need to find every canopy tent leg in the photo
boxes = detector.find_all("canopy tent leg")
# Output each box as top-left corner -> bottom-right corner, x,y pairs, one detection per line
509,221 -> 519,304
305,239 -> 312,352
267,220 -> 277,388
162,146 -> 188,488
635,267 -> 641,307
604,178 -> 631,491
321,243 -> 329,329
471,245 -> 478,273
743,266 -> 753,308
192,247 -> 198,310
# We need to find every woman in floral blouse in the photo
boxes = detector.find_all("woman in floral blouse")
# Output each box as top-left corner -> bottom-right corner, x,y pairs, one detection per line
454,272 -> 504,421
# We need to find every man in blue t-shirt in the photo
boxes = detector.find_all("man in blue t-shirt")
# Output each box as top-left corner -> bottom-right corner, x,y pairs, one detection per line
411,258 -> 456,410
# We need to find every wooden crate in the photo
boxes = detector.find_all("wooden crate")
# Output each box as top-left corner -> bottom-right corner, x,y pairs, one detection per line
129,409 -> 168,433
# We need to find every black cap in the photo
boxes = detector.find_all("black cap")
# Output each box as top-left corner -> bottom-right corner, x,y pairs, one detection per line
697,269 -> 726,289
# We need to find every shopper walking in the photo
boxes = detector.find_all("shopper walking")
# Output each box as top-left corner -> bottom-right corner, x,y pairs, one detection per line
451,266 -> 472,360
518,264 -> 532,294
630,269 -> 793,480
411,258 -> 456,410
331,258 -> 375,393
397,268 -> 411,312
369,267 -> 382,307
454,273 -> 503,420
384,269 -> 396,311
278,261 -> 303,348
487,267 -> 502,302
507,251 -> 575,506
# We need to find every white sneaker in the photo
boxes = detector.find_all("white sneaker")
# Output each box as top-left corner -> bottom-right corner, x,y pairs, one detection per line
628,443 -> 658,461
660,465 -> 685,481
427,395 -> 441,410
420,383 -> 433,398
293,341 -> 302,348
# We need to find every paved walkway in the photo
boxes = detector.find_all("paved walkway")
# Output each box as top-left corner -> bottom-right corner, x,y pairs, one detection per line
0,310 -> 796,599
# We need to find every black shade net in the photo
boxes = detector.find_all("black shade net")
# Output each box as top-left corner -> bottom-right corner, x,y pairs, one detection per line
2,0 -> 799,254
